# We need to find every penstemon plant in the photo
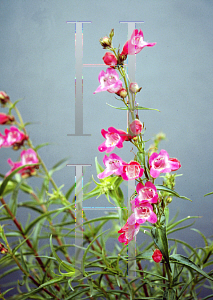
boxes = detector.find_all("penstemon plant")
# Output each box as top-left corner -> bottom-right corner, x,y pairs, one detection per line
0,28 -> 213,300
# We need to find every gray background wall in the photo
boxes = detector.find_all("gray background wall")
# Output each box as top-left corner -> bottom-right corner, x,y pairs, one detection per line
0,0 -> 213,297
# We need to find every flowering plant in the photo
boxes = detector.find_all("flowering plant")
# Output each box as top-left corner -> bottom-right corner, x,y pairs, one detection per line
0,29 -> 213,300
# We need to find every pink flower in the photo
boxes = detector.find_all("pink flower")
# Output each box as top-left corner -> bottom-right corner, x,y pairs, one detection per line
121,29 -> 156,56
93,68 -> 123,94
149,149 -> 181,179
6,148 -> 39,177
97,153 -> 126,179
0,113 -> 15,125
128,202 -> 157,225
129,119 -> 143,135
117,161 -> 144,180
152,249 -> 163,263
103,52 -> 118,67
3,126 -> 28,150
118,220 -> 140,245
98,127 -> 127,153
132,181 -> 159,205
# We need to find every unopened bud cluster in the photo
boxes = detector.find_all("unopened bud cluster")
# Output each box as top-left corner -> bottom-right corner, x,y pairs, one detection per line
99,29 -> 114,49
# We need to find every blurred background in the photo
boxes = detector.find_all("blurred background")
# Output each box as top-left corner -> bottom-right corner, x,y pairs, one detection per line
0,0 -> 213,298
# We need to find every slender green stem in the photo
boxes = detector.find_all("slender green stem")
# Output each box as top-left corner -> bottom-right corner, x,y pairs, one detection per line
165,263 -> 173,288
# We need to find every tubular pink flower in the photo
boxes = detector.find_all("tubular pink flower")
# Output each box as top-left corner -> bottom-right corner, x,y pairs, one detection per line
21,148 -> 39,165
98,127 -> 127,153
4,126 -> 28,149
121,29 -> 156,56
132,181 -> 159,205
97,153 -> 126,179
128,202 -> 157,225
93,68 -> 123,94
149,149 -> 181,178
6,148 -> 39,177
117,161 -> 144,180
118,220 -> 140,245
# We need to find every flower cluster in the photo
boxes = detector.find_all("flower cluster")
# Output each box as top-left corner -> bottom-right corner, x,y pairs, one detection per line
93,30 -> 181,247
98,125 -> 181,244
94,29 -> 156,98
0,92 -> 39,178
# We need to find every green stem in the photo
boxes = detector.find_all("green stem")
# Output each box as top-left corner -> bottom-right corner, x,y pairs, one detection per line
165,262 -> 173,288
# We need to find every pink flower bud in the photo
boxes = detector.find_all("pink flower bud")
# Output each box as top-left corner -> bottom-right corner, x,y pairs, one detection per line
0,113 -> 15,125
116,88 -> 127,98
152,249 -> 162,263
103,52 -> 117,67
129,119 -> 143,135
129,82 -> 140,93
0,91 -> 10,105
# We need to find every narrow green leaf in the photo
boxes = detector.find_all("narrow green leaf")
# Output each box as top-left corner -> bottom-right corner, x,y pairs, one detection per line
8,98 -> 22,114
50,235 -> 75,276
95,157 -> 104,175
65,182 -> 76,200
151,225 -> 171,271
170,254 -> 213,281
167,216 -> 200,231
106,103 -> 160,112
168,209 -> 179,227
0,164 -> 39,196
168,238 -> 201,264
20,247 -> 29,273
24,207 -> 68,235
177,277 -> 194,299
83,186 -> 101,200
82,229 -> 110,276
49,157 -> 69,176
204,191 -> 213,197
202,294 -> 213,300
12,230 -> 34,254
1,287 -> 15,297
34,142 -> 50,151
191,228 -> 208,247
0,267 -> 19,279
155,185 -> 191,201
88,278 -> 93,297
21,277 -> 65,299
167,221 -> 196,235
